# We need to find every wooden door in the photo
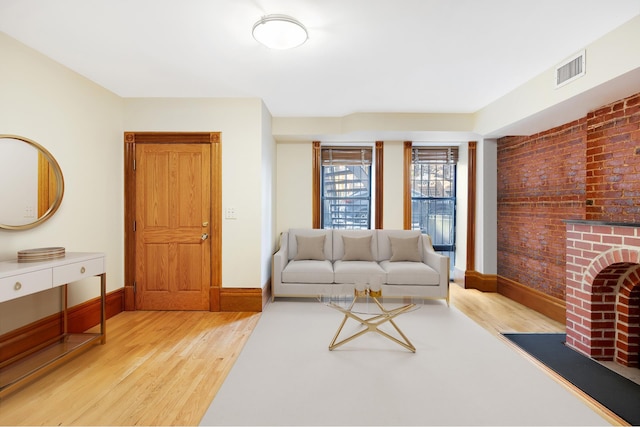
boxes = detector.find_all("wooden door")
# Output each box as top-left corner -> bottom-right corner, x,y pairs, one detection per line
135,143 -> 211,310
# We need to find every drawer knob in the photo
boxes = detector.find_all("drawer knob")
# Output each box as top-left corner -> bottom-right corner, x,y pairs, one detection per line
14,282 -> 22,291
80,266 -> 86,274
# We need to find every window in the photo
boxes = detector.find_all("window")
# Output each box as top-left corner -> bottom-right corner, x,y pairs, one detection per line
313,142 -> 383,229
405,144 -> 457,262
321,146 -> 372,229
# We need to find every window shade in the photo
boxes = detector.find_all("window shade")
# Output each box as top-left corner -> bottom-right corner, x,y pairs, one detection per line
412,147 -> 459,164
321,147 -> 372,166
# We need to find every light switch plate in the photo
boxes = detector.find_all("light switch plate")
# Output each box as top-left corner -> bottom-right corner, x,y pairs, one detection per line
225,207 -> 237,219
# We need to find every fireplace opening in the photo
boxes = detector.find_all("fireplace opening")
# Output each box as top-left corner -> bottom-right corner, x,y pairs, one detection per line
566,262 -> 640,367
565,221 -> 640,369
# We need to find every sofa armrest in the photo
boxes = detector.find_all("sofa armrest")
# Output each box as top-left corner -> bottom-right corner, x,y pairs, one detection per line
421,234 -> 450,287
272,232 -> 289,298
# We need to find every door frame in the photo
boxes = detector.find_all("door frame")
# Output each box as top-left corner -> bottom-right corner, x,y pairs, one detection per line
124,132 -> 222,311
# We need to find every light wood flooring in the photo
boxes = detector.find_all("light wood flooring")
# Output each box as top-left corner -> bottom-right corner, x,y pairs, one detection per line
0,282 -> 592,426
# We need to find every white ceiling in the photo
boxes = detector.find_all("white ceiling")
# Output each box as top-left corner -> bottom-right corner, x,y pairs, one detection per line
0,0 -> 639,119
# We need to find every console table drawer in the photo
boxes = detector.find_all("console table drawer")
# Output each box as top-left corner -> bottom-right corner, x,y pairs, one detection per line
0,269 -> 53,303
53,257 -> 104,286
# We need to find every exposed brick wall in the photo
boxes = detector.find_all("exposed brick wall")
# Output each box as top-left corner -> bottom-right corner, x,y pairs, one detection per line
586,93 -> 640,221
497,91 -> 640,300
497,121 -> 586,299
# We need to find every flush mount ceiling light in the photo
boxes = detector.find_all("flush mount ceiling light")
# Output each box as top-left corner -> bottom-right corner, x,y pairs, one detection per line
252,14 -> 308,50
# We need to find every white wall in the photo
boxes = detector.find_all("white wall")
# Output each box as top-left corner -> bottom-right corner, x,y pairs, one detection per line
261,102 -> 276,287
123,97 -> 267,289
273,113 -> 476,142
276,141 -> 314,233
382,141 -> 405,229
476,139 -> 497,275
0,33 -> 124,332
453,144 -> 468,281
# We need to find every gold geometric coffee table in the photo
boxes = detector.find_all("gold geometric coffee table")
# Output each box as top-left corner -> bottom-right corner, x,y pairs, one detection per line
322,287 -> 420,352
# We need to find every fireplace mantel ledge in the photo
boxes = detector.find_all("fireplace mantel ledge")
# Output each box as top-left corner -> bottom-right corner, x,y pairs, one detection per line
563,219 -> 640,228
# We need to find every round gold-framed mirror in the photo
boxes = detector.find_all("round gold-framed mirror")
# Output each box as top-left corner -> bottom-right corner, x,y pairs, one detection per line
0,134 -> 65,230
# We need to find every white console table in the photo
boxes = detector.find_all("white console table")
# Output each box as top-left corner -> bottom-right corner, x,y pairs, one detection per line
0,252 -> 106,397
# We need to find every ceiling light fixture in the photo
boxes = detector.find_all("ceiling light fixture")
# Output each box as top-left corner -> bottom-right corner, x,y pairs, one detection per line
252,14 -> 308,50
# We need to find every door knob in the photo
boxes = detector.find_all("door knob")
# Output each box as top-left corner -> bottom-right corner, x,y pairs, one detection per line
201,233 -> 209,241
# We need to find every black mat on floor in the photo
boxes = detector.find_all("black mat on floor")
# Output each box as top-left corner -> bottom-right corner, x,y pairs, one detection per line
503,333 -> 640,425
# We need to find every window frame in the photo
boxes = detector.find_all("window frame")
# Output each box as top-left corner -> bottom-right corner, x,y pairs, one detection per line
403,142 -> 458,254
313,141 -> 384,229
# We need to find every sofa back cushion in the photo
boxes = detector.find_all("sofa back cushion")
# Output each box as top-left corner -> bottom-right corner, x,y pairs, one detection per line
377,230 -> 423,262
341,235 -> 375,261
333,230 -> 377,261
288,229 -> 333,261
388,235 -> 422,262
294,234 -> 327,260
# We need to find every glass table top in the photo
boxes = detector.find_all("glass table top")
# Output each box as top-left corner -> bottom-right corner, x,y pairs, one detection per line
319,283 -> 423,315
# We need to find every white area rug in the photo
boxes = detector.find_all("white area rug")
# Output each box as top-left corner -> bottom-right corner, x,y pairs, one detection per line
200,299 -> 609,426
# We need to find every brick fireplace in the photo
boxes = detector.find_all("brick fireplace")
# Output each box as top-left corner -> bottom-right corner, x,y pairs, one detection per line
565,220 -> 640,367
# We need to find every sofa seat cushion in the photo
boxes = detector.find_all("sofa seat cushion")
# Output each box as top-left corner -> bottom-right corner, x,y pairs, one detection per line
379,260 -> 440,285
333,260 -> 386,284
282,260 -> 334,284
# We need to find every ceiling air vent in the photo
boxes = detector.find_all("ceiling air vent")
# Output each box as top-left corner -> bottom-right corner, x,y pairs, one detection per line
555,49 -> 586,88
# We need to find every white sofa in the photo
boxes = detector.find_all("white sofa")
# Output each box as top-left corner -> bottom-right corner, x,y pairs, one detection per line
272,229 -> 450,303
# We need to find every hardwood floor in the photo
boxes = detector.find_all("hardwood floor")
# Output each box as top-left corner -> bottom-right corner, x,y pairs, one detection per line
0,311 -> 260,426
449,280 -> 565,335
0,282 -> 569,426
